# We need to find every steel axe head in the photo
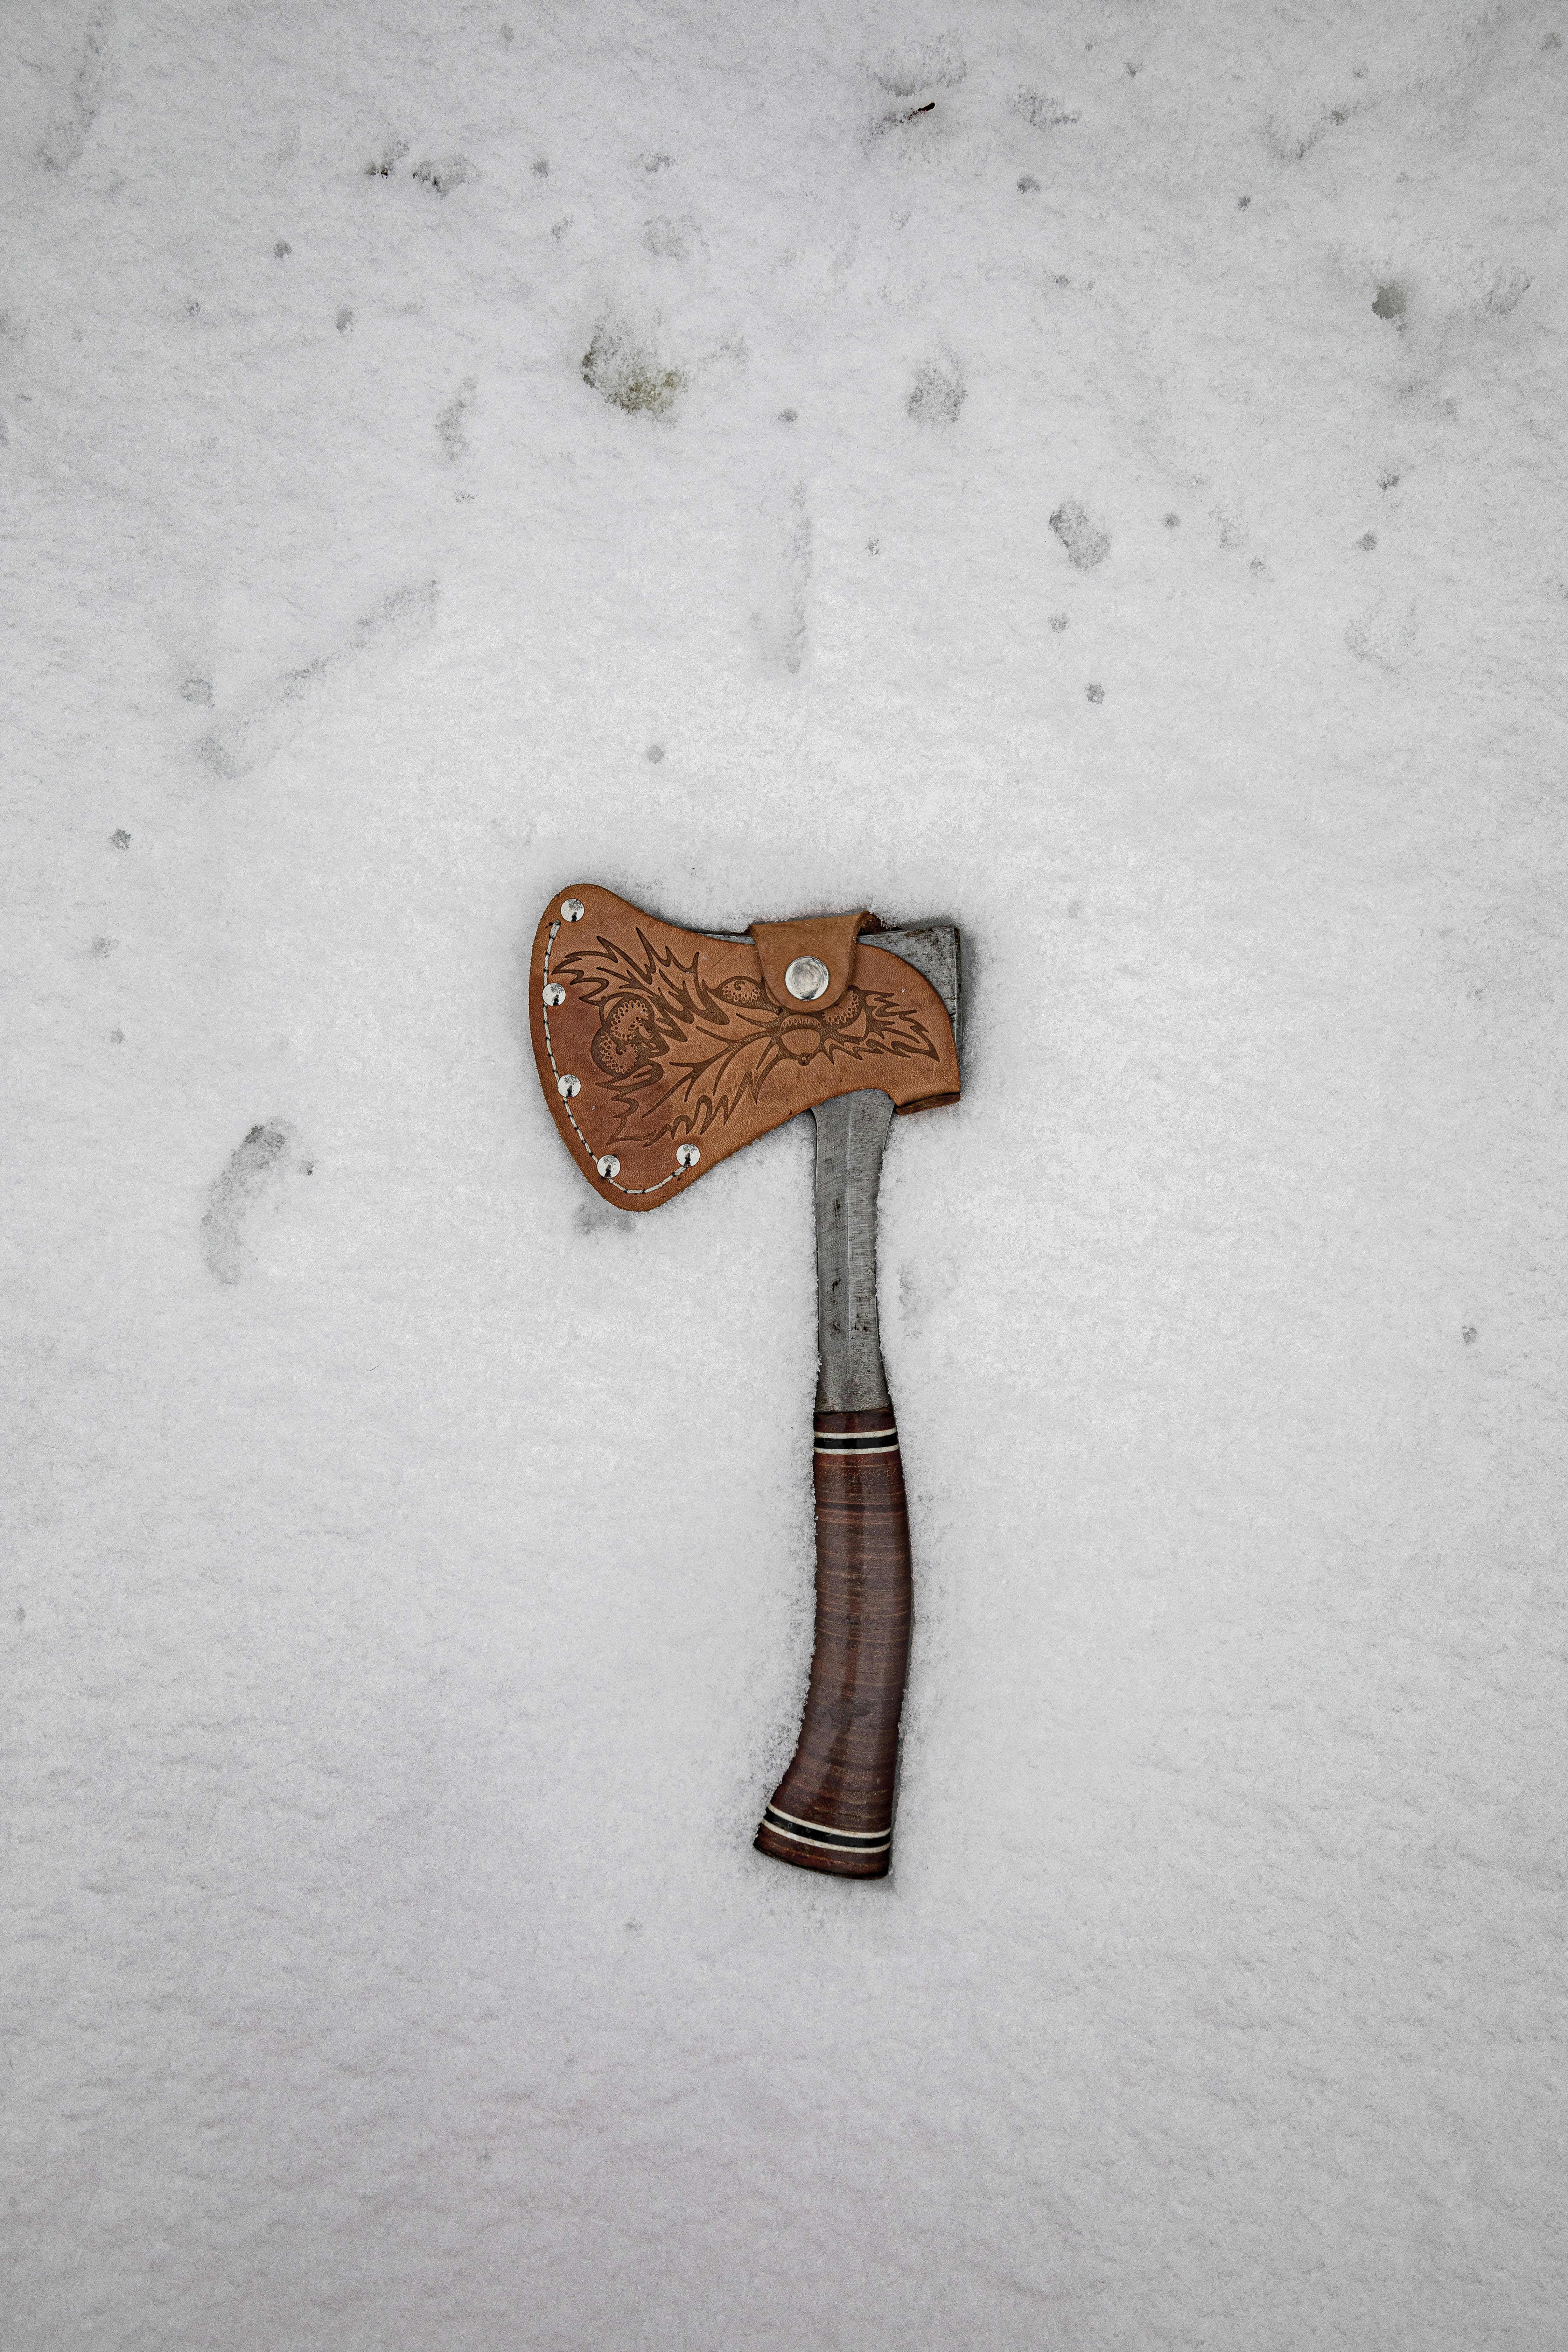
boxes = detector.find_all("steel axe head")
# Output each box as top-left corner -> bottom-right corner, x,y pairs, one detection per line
528,886 -> 961,1209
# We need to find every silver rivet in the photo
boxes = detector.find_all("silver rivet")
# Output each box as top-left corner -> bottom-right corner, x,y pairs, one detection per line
785,954 -> 830,1001
542,981 -> 566,1006
560,897 -> 584,922
558,1074 -> 580,1098
596,1154 -> 620,1179
676,1143 -> 700,1168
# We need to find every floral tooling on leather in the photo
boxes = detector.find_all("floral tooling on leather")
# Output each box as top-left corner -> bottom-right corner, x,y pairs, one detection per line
553,925 -> 940,1144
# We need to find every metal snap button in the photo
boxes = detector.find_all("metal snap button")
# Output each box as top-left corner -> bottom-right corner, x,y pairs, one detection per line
784,954 -> 830,1001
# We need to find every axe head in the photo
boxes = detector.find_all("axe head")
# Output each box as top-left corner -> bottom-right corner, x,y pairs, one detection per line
529,886 -> 960,1210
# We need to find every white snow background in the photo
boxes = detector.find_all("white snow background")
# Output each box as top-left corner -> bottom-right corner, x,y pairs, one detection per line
4,2 -> 1565,2345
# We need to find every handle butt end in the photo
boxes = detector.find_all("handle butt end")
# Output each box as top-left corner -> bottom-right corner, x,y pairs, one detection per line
755,1805 -> 891,1879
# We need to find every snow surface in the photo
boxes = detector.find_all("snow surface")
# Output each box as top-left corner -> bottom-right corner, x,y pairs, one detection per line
4,3 -> 1567,2346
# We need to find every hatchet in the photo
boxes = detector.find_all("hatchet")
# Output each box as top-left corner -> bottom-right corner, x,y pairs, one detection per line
528,886 -> 961,1878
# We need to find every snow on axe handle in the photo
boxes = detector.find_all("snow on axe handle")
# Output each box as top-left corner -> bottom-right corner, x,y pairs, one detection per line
529,886 -> 961,1878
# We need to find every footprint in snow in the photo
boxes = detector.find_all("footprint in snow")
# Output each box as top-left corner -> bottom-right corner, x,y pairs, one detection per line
581,313 -> 686,416
644,216 -> 701,259
1345,600 -> 1416,673
412,156 -> 472,196
575,1200 -> 626,1237
1484,269 -> 1530,317
750,482 -> 811,674
39,3 -> 111,171
907,354 -> 964,424
1013,88 -> 1079,130
438,377 -> 476,459
202,1121 -> 313,1286
873,32 -> 967,96
1050,501 -> 1109,568
198,580 -> 438,779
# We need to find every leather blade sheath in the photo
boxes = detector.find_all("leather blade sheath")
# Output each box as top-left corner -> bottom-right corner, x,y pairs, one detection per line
530,885 -> 961,1211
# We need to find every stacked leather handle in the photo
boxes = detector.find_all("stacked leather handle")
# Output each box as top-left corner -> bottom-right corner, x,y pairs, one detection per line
754,1409 -> 912,1879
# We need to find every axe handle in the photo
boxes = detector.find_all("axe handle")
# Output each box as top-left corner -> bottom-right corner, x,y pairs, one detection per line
754,1410 -> 912,1878
755,1089 -> 911,1879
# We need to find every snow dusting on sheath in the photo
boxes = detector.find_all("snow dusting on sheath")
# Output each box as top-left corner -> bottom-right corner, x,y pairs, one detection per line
4,4 -> 1564,2346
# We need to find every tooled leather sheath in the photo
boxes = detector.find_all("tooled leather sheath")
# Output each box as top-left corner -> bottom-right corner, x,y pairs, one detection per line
529,886 -> 961,1210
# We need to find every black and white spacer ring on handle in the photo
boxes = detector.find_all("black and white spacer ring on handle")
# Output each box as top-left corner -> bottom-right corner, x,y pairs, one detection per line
761,1804 -> 891,1856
